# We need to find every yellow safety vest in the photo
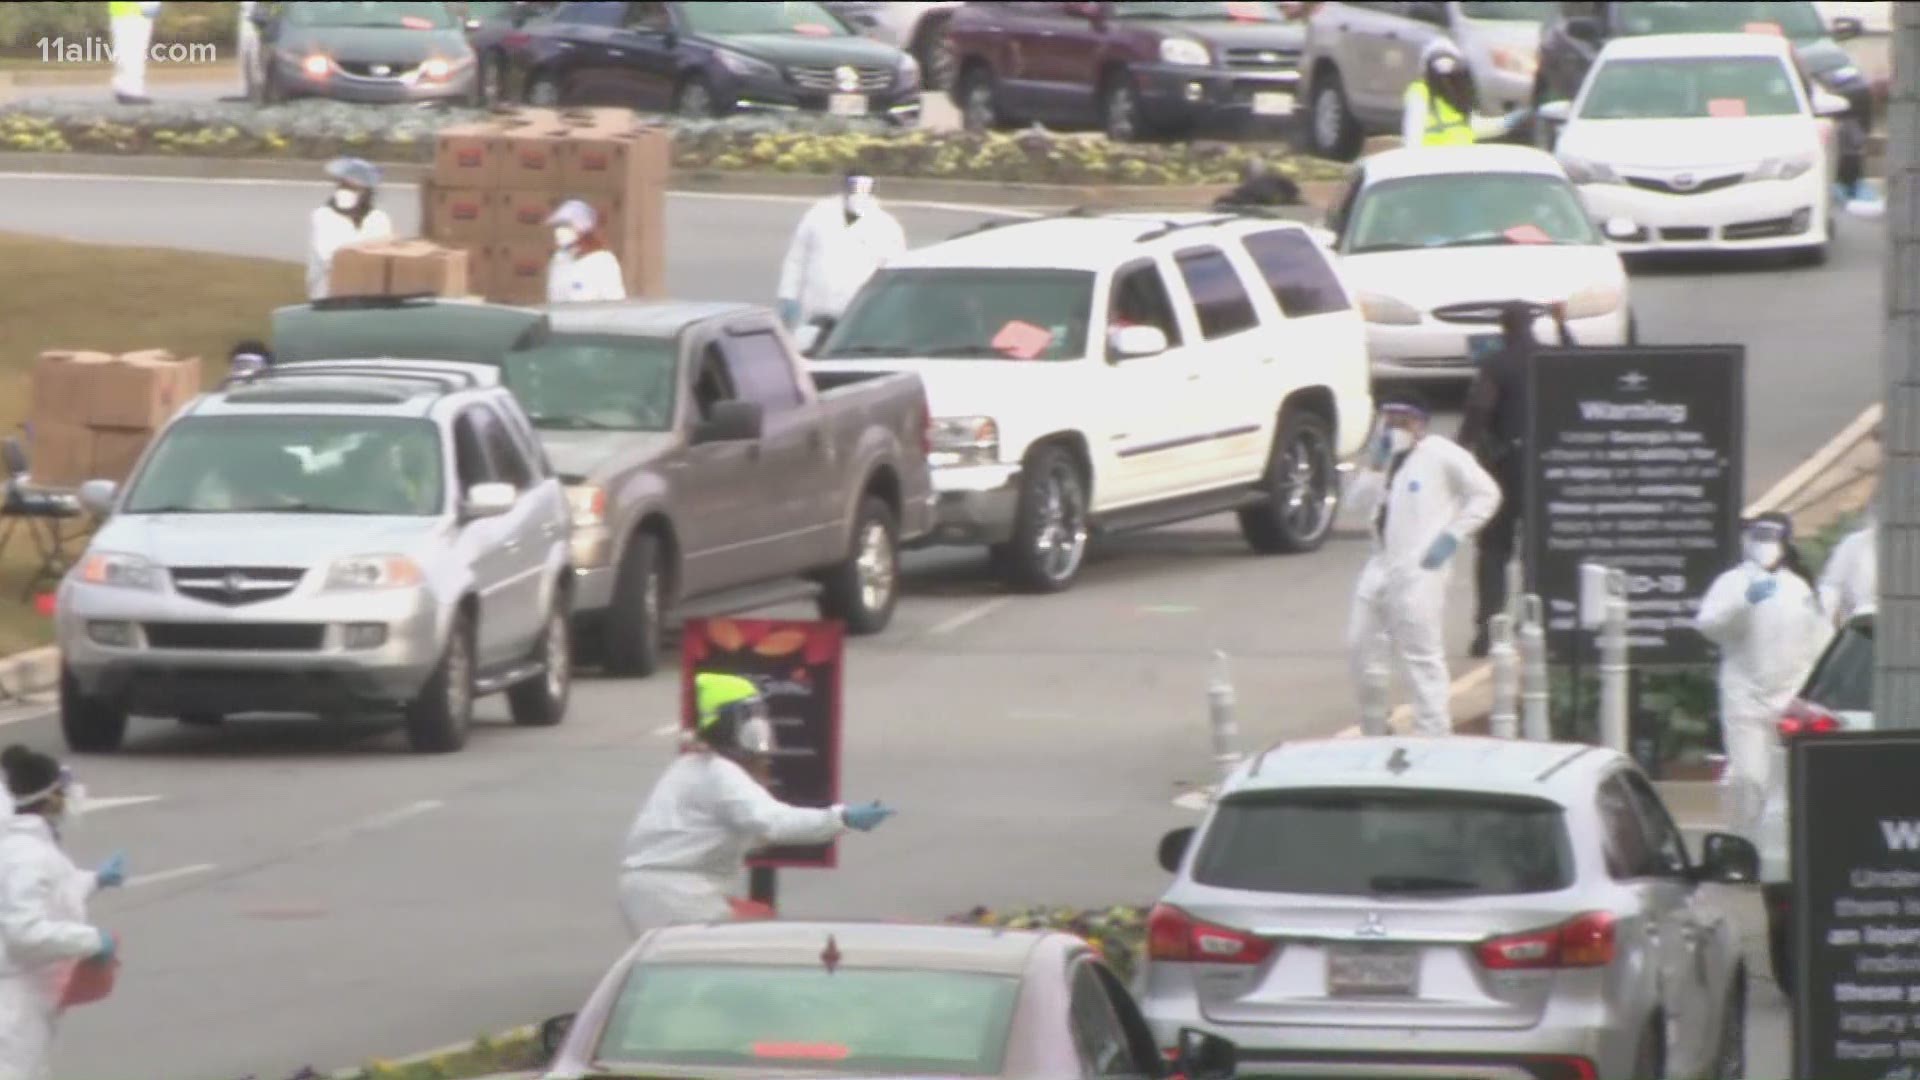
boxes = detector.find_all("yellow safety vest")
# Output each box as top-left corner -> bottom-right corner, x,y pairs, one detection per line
1408,82 -> 1474,147
107,2 -> 143,17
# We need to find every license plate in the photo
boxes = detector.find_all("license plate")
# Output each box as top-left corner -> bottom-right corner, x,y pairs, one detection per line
1326,945 -> 1419,996
828,93 -> 869,116
1253,91 -> 1295,116
1468,333 -> 1502,360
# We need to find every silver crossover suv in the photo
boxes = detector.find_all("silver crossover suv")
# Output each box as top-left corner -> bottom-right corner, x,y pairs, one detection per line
1140,737 -> 1759,1080
56,361 -> 573,755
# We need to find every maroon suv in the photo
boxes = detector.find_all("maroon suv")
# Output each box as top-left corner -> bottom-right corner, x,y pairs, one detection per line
945,0 -> 1305,140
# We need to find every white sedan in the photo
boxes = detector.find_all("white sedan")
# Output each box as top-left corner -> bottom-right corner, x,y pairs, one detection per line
1330,144 -> 1633,383
1540,31 -> 1850,263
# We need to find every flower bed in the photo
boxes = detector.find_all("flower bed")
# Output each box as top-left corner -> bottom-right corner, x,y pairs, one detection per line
947,905 -> 1149,982
0,100 -> 1344,187
263,1029 -> 545,1080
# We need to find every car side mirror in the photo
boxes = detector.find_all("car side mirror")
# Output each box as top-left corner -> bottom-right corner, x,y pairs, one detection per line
462,481 -> 517,520
1536,99 -> 1572,124
1831,15 -> 1863,41
693,400 -> 764,445
1601,216 -> 1639,241
1109,324 -> 1169,361
1697,832 -> 1759,885
1158,827 -> 1194,873
1173,1028 -> 1236,1080
78,479 -> 118,516
539,1013 -> 576,1060
1813,89 -> 1852,117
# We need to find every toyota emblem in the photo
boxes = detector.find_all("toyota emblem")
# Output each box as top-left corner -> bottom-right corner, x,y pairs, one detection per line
369,63 -> 391,76
834,65 -> 860,92
1670,173 -> 1697,190
1356,912 -> 1388,938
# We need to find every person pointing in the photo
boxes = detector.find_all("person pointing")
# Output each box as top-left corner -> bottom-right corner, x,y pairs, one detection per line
617,674 -> 893,937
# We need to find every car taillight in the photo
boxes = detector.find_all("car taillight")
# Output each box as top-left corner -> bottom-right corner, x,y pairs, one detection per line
1475,911 -> 1615,970
1778,698 -> 1841,739
1146,904 -> 1273,965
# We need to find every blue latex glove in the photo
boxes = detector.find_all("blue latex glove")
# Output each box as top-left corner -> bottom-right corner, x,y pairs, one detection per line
1421,533 -> 1459,570
1746,577 -> 1778,605
777,299 -> 801,328
92,929 -> 115,963
842,801 -> 894,832
96,852 -> 127,889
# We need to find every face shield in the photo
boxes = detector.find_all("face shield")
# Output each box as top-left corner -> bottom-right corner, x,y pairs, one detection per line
732,698 -> 774,755
1744,518 -> 1789,570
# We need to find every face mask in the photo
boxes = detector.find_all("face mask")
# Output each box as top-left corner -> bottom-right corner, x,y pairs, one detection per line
1746,540 -> 1784,571
1386,427 -> 1415,454
845,193 -> 875,219
553,225 -> 579,250
331,187 -> 360,212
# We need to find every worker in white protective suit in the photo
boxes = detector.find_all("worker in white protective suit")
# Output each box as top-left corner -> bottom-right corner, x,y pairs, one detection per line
0,746 -> 124,1080
1347,392 -> 1503,735
1695,513 -> 1830,839
617,673 -> 894,937
1818,507 -> 1876,628
108,1 -> 161,105
236,1 -> 260,100
546,198 -> 627,303
306,157 -> 394,301
775,171 -> 906,331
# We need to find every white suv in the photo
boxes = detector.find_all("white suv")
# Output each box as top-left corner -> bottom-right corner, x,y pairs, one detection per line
806,211 -> 1372,592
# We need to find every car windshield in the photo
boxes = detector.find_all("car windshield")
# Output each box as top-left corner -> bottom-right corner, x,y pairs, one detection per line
286,1 -> 456,29
680,0 -> 848,36
1114,1 -> 1284,22
462,1 -> 517,22
819,268 -> 1096,361
1460,1 -> 1555,19
595,964 -> 1021,1076
125,416 -> 444,516
1579,55 -> 1802,120
1194,789 -> 1575,896
501,335 -> 677,432
1618,1 -> 1827,41
1345,173 -> 1598,254
1804,617 -> 1874,714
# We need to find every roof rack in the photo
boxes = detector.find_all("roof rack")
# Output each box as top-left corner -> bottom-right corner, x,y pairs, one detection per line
222,361 -> 483,393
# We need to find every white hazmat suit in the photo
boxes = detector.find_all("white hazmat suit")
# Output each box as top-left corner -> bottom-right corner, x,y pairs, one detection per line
1695,562 -> 1828,839
1818,519 -> 1876,627
109,3 -> 159,101
776,197 -> 906,329
1346,431 -> 1502,735
617,749 -> 847,937
306,203 -> 394,301
0,815 -> 104,1080
547,248 -> 627,303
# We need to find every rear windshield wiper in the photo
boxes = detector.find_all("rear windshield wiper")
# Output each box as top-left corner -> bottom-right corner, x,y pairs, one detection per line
1349,242 -> 1423,254
127,504 -> 211,515
1368,874 -> 1483,894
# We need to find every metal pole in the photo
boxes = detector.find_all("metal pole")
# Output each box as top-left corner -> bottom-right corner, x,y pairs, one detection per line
1597,568 -> 1630,754
1488,613 -> 1519,739
1876,0 -> 1920,728
1207,651 -> 1244,779
1518,594 -> 1550,741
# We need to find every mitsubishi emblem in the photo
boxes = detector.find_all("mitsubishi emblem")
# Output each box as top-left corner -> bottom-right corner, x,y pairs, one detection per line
1619,370 -> 1649,391
1670,172 -> 1697,190
834,64 -> 859,92
1356,913 -> 1388,938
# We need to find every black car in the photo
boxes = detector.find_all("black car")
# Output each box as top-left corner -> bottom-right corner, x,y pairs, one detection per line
491,0 -> 922,121
1535,1 -> 1872,180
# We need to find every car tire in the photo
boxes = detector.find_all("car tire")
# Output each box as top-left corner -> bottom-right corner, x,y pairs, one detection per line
1714,974 -> 1747,1080
956,64 -> 1004,132
816,495 -> 900,635
526,72 -> 563,106
59,666 -> 128,754
177,712 -> 223,727
603,532 -> 667,678
1239,409 -> 1339,555
1100,70 -> 1143,142
1308,68 -> 1362,161
1769,904 -> 1794,996
507,600 -> 572,727
675,76 -> 721,118
1629,1019 -> 1665,1080
993,444 -> 1090,594
404,612 -> 475,754
914,15 -> 955,92
255,64 -> 283,106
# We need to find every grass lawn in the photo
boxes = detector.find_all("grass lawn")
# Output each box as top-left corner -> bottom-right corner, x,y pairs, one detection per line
0,231 -> 302,657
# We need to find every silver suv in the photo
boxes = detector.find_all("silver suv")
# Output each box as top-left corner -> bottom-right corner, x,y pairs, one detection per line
55,361 -> 574,755
1140,736 -> 1759,1079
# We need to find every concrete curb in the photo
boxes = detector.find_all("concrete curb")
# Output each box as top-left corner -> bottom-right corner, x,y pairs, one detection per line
0,645 -> 57,702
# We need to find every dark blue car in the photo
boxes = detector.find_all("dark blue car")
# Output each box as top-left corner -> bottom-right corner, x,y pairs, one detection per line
490,0 -> 922,122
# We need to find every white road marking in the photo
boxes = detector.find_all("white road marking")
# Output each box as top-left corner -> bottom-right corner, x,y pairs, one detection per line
925,598 -> 1011,637
125,863 -> 214,889
338,799 -> 442,837
83,795 -> 164,813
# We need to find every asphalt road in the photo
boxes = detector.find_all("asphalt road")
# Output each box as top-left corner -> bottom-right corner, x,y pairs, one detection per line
0,174 -> 1885,1079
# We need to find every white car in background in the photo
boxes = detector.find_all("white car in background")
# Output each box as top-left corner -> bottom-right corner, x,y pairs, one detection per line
1329,144 -> 1633,383
1539,32 -> 1850,263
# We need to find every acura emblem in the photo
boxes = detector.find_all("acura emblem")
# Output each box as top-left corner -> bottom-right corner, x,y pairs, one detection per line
1356,912 -> 1388,938
834,65 -> 859,92
370,63 -> 391,76
1670,172 -> 1697,190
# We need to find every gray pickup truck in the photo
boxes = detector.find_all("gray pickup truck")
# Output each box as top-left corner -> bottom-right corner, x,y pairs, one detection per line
271,297 -> 935,676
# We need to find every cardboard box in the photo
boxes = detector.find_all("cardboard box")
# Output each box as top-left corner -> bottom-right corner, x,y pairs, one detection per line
387,241 -> 471,297
498,187 -> 563,244
30,350 -> 115,427
433,121 -> 503,187
559,124 -> 671,192
28,422 -> 92,489
428,186 -> 495,246
93,350 -> 201,431
483,243 -> 551,306
89,428 -> 152,484
497,125 -> 569,188
329,241 -> 392,296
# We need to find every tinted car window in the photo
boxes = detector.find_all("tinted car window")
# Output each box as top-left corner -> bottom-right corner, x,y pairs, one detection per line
1192,789 -> 1575,896
1174,247 -> 1259,340
1620,771 -> 1689,877
478,406 -> 534,490
1597,776 -> 1657,880
286,1 -> 456,27
820,269 -> 1097,362
1347,174 -> 1598,253
1618,0 -> 1825,40
1069,964 -> 1146,1078
1108,261 -> 1184,347
721,332 -> 804,412
1115,1 -> 1283,19
126,416 -> 445,517
554,0 -> 622,27
502,335 -> 678,432
1459,1 -> 1554,18
452,411 -> 498,492
1241,229 -> 1351,318
680,0 -> 848,35
1805,618 -> 1874,713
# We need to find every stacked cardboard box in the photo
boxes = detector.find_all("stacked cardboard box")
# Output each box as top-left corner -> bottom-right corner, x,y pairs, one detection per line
29,350 -> 204,488
423,107 -> 670,305
329,239 -> 472,298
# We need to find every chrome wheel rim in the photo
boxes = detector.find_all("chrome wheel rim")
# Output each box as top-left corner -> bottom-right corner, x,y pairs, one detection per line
445,631 -> 471,726
1313,85 -> 1343,150
856,521 -> 895,613
964,82 -> 993,129
1034,463 -> 1088,582
1278,428 -> 1338,543
545,612 -> 569,700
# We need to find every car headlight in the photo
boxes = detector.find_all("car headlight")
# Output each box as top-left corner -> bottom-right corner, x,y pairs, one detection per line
1490,45 -> 1536,76
1159,37 -> 1211,67
300,53 -> 332,78
1563,282 -> 1623,319
325,555 -> 424,591
76,552 -> 161,591
1356,293 -> 1421,326
716,49 -> 780,80
928,416 -> 1000,467
1749,154 -> 1816,181
567,484 -> 606,529
420,57 -> 453,79
896,51 -> 921,85
1559,155 -> 1622,185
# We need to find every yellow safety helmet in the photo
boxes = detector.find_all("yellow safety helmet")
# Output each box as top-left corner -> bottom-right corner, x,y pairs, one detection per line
694,672 -> 773,754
